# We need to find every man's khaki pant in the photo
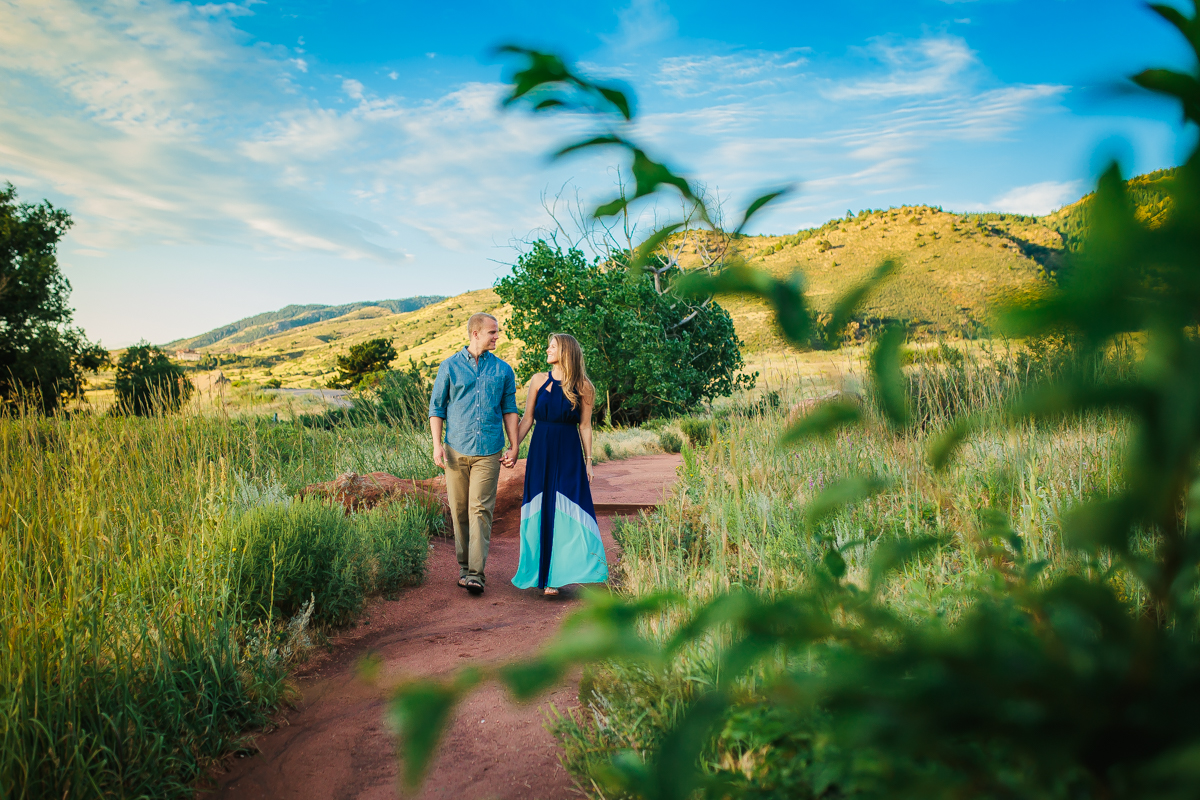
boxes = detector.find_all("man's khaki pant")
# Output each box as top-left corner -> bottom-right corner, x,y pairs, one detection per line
443,445 -> 502,585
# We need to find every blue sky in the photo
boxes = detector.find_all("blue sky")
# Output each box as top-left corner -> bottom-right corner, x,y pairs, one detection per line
0,0 -> 1192,345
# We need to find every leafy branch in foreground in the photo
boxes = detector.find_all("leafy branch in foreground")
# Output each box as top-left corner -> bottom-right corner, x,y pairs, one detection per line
391,5 -> 1200,798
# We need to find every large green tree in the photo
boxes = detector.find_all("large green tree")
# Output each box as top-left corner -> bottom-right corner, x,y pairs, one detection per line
0,184 -> 106,412
496,240 -> 753,424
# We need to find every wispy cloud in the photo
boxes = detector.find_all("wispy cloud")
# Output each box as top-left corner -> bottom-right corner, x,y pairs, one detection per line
826,36 -> 977,100
656,50 -> 809,98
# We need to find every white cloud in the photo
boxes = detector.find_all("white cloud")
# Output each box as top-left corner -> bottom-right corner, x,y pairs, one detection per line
991,181 -> 1083,215
601,0 -> 678,51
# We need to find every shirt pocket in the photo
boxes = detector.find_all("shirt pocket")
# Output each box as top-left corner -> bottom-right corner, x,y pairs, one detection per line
480,374 -> 505,403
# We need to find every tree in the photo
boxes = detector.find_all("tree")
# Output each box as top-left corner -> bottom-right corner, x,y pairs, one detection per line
496,240 -> 753,425
0,184 -> 107,412
327,338 -> 397,389
114,343 -> 193,415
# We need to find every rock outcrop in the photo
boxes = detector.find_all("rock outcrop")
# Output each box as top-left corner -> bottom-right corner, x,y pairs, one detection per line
301,471 -> 447,515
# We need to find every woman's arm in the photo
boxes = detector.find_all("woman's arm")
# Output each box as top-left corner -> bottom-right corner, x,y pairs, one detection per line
516,373 -> 548,446
580,383 -> 595,482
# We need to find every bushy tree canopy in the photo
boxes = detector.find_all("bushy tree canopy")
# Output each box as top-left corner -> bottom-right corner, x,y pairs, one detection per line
114,343 -> 193,416
496,240 -> 753,424
328,337 -> 397,389
0,184 -> 106,411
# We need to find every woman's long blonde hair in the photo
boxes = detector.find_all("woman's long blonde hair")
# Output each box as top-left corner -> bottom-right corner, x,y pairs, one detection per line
550,333 -> 593,410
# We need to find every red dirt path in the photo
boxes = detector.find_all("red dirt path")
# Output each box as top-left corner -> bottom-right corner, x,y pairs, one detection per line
211,454 -> 682,800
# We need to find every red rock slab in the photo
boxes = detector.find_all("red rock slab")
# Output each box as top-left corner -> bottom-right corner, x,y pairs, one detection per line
590,454 -> 683,514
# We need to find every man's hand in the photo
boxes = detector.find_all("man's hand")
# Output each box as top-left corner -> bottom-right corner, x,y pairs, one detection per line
500,447 -> 518,469
433,443 -> 447,470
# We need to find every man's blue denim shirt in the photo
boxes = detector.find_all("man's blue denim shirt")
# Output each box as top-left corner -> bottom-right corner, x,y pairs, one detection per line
428,348 -> 520,456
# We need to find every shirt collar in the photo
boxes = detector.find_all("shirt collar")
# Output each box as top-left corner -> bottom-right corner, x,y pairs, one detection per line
460,347 -> 488,365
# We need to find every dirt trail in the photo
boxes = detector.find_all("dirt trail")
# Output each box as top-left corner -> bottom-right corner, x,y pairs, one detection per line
213,454 -> 682,800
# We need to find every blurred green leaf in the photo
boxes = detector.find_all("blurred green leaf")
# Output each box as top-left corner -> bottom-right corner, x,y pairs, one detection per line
652,691 -> 729,800
734,188 -> 791,234
628,222 -> 685,275
596,86 -> 633,120
354,650 -> 383,684
825,259 -> 897,344
807,476 -> 888,526
781,399 -> 862,444
869,536 -> 941,592
677,266 -> 812,345
823,548 -> 847,579
870,323 -> 910,427
497,659 -> 565,702
554,134 -> 626,158
387,668 -> 482,789
928,416 -> 974,471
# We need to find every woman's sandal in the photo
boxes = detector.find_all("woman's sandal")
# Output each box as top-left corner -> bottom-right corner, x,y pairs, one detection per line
543,587 -> 560,597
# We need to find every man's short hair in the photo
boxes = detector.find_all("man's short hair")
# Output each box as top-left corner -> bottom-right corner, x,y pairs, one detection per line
468,313 -> 498,336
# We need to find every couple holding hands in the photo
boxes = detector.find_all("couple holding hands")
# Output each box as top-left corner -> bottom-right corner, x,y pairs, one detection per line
428,313 -> 607,597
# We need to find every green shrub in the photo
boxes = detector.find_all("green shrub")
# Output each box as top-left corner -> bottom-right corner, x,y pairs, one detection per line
231,500 -> 362,625
230,496 -> 436,626
352,501 -> 439,593
658,429 -> 683,454
679,418 -> 712,447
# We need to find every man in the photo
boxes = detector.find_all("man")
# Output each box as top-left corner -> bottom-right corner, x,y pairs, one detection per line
429,312 -> 520,595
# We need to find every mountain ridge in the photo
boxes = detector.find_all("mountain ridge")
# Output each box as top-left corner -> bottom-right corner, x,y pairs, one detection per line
166,296 -> 446,350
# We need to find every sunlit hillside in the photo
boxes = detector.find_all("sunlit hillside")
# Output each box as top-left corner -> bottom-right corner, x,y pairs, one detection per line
701,205 -> 1060,351
128,200 -> 1115,395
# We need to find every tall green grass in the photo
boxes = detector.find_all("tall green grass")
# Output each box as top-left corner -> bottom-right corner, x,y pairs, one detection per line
553,354 -> 1135,796
0,409 -> 439,798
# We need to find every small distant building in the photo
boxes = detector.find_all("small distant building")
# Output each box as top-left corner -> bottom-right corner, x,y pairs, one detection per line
174,349 -> 202,362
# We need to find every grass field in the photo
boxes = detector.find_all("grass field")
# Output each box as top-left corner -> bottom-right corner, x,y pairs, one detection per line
548,343 -> 1138,797
0,410 -> 443,798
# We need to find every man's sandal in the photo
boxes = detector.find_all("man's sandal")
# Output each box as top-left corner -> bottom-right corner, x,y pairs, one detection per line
465,578 -> 484,595
458,577 -> 469,589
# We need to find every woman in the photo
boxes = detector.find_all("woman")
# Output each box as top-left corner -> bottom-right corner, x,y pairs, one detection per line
511,333 -> 608,596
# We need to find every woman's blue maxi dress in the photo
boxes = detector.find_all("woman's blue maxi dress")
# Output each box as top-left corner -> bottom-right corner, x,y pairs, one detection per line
512,375 -> 609,590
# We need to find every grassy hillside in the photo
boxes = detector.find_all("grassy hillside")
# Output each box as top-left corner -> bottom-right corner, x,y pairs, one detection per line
701,204 -> 1060,350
